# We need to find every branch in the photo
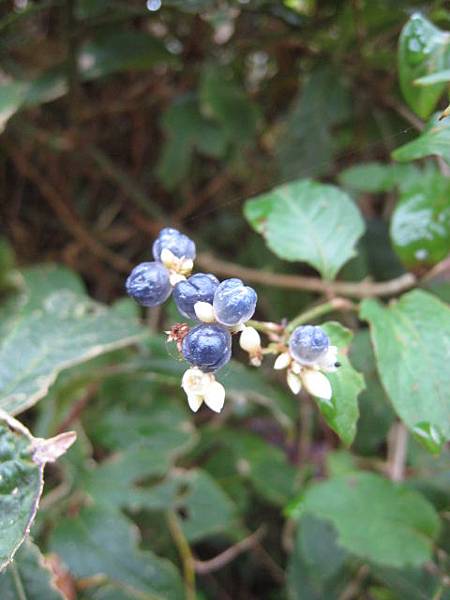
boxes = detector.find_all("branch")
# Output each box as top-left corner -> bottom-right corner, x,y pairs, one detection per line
194,527 -> 265,575
196,253 -> 416,299
166,511 -> 196,600
6,144 -> 132,273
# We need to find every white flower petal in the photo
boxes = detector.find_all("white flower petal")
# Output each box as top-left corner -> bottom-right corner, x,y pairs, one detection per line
161,248 -> 178,269
194,301 -> 216,323
239,326 -> 261,353
179,257 -> 194,275
302,369 -> 332,401
317,346 -> 339,371
290,361 -> 302,375
182,367 -> 205,394
187,393 -> 204,413
169,272 -> 186,286
274,352 -> 291,370
287,371 -> 302,395
203,381 -> 226,413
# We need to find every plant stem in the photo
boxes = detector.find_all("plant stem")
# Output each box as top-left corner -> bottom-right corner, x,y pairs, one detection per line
196,253 -> 416,299
166,511 -> 196,600
387,422 -> 408,482
286,298 -> 357,333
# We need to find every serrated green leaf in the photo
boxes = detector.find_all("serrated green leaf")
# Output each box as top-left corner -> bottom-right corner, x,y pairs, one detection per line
392,114 -> 450,163
0,268 -> 144,415
294,472 -> 440,567
360,290 -> 450,450
316,322 -> 364,445
0,421 -> 43,572
245,179 -> 365,280
398,13 -> 450,118
0,414 -> 75,572
390,170 -> 450,269
0,540 -> 64,599
49,506 -> 183,600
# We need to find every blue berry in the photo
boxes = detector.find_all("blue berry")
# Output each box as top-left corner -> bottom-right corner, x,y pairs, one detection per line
173,273 -> 220,320
182,324 -> 232,373
289,325 -> 329,364
125,262 -> 171,307
213,278 -> 257,326
152,227 -> 196,261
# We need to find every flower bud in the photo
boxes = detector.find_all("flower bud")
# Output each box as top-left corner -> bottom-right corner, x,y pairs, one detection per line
194,301 -> 216,323
239,326 -> 261,353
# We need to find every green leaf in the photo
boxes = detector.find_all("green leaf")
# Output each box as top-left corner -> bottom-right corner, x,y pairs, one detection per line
390,170 -> 450,269
49,506 -> 183,599
79,31 -> 176,80
292,472 -> 440,567
0,420 -> 42,573
245,179 -> 365,280
0,81 -> 26,132
276,67 -> 350,179
360,290 -> 450,451
157,95 -> 227,190
0,540 -> 64,599
316,323 -> 364,446
392,114 -> 450,164
338,162 -> 420,194
0,267 -> 144,415
0,413 -> 75,572
199,66 -> 260,145
287,515 -> 349,600
175,469 -> 236,543
398,13 -> 450,119
350,331 -> 395,455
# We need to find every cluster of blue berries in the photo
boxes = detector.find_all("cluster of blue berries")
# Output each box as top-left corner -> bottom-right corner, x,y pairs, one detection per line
126,228 -> 258,376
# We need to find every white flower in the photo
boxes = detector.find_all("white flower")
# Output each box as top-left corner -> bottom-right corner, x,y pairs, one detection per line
181,367 -> 226,413
274,344 -> 338,401
161,248 -> 194,283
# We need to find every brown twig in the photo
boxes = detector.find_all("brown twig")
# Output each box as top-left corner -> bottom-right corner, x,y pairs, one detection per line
6,144 -> 132,273
194,527 -> 266,575
196,253 -> 416,298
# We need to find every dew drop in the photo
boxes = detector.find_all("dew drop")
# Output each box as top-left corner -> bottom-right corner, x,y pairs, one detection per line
415,248 -> 428,260
146,0 -> 161,11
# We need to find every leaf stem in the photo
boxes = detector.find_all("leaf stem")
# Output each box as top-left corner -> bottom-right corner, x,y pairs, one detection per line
166,511 -> 196,600
286,297 -> 357,333
386,421 -> 408,482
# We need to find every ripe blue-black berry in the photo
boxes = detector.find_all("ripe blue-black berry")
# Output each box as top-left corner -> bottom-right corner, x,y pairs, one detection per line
125,262 -> 171,307
181,324 -> 232,373
289,325 -> 329,364
173,273 -> 219,320
152,227 -> 196,261
213,278 -> 257,326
